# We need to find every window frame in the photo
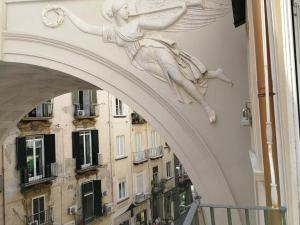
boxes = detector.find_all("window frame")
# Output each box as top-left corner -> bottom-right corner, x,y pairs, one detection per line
79,130 -> 93,168
166,161 -> 172,178
116,135 -> 125,159
26,136 -> 45,182
32,194 -> 46,225
118,179 -> 128,201
115,98 -> 124,116
82,181 -> 95,222
135,133 -> 142,152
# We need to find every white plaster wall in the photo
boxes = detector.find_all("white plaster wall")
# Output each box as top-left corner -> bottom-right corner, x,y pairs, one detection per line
0,0 -> 254,209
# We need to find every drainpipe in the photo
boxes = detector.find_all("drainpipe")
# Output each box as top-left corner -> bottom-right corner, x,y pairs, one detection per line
252,0 -> 281,207
260,0 -> 278,208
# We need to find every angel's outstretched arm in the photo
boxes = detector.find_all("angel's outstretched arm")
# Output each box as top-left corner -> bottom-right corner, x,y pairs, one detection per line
61,6 -> 102,36
139,3 -> 187,30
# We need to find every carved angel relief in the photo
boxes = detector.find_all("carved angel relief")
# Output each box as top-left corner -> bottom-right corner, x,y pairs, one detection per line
42,0 -> 233,123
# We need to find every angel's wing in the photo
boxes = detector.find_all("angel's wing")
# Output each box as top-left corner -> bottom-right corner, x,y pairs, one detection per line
134,0 -> 231,32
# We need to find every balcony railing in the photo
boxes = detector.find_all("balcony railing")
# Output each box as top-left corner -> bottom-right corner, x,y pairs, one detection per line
26,208 -> 53,225
152,179 -> 166,193
148,146 -> 164,159
24,102 -> 53,120
74,104 -> 98,118
133,150 -> 149,164
131,112 -> 147,124
134,192 -> 151,204
183,198 -> 287,225
21,163 -> 58,188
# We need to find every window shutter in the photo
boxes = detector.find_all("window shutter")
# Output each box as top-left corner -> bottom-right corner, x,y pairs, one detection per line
72,91 -> 79,105
72,132 -> 82,170
93,180 -> 102,216
91,130 -> 99,166
81,184 -> 87,223
16,137 -> 27,169
90,90 -> 97,116
44,134 -> 56,165
91,90 -> 97,104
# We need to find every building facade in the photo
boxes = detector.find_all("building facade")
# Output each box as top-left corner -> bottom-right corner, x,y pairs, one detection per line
0,89 -> 193,225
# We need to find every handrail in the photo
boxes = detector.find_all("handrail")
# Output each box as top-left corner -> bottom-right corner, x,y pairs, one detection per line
183,198 -> 287,225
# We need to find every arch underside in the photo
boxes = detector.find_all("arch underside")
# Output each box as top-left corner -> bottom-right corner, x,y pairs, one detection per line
0,33 -> 255,208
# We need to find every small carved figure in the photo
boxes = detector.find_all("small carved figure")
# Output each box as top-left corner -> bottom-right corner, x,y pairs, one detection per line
43,0 -> 232,123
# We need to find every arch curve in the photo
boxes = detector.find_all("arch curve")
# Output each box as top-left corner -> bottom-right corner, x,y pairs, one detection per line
0,31 -> 254,206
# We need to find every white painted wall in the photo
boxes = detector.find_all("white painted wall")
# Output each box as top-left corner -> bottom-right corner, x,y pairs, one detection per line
0,0 -> 254,208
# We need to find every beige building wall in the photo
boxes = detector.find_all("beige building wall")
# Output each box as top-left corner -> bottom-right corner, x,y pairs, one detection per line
0,90 -> 175,225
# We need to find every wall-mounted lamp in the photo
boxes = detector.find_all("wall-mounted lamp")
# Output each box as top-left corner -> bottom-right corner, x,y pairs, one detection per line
241,101 -> 252,126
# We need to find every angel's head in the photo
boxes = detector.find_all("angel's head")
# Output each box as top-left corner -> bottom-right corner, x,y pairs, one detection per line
103,0 -> 129,22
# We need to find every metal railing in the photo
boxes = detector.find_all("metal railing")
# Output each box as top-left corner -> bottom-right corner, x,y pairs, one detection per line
131,112 -> 147,124
134,192 -> 151,204
26,208 -> 53,225
148,146 -> 164,159
21,163 -> 58,188
133,150 -> 149,164
25,102 -> 53,119
183,198 -> 287,225
74,104 -> 98,117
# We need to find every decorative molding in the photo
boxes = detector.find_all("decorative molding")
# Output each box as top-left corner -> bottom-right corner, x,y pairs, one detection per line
17,120 -> 52,134
42,2 -> 232,123
72,118 -> 96,129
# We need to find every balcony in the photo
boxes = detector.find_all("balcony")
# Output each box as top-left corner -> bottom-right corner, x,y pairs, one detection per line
74,104 -> 99,119
148,146 -> 164,159
21,163 -> 58,189
23,102 -> 53,121
131,112 -> 147,125
75,154 -> 103,174
133,150 -> 149,164
152,179 -> 166,194
134,192 -> 151,204
26,208 -> 53,225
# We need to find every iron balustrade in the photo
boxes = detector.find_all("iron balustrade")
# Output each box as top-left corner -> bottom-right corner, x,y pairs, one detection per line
26,208 -> 53,225
133,150 -> 149,164
25,102 -> 53,119
183,198 -> 287,225
148,146 -> 164,159
74,104 -> 98,117
21,163 -> 58,188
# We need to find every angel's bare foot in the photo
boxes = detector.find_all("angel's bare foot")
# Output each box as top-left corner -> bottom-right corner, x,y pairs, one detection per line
215,68 -> 233,86
205,106 -> 217,123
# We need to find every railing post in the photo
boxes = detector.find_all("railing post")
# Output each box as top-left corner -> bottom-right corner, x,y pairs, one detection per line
245,209 -> 250,225
227,208 -> 232,225
210,207 -> 216,225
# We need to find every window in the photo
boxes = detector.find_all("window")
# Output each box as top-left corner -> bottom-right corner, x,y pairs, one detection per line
16,134 -> 56,185
72,130 -> 99,170
26,137 -> 44,181
151,131 -> 158,148
116,135 -> 125,158
73,90 -> 97,117
135,133 -> 142,152
115,98 -> 123,116
82,180 -> 102,224
118,180 -> 127,200
166,161 -> 172,178
80,131 -> 92,168
32,196 -> 45,225
153,166 -> 159,184
136,173 -> 144,194
27,100 -> 53,118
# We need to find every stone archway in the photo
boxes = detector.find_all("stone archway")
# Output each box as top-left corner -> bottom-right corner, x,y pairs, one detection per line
0,0 -> 254,208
